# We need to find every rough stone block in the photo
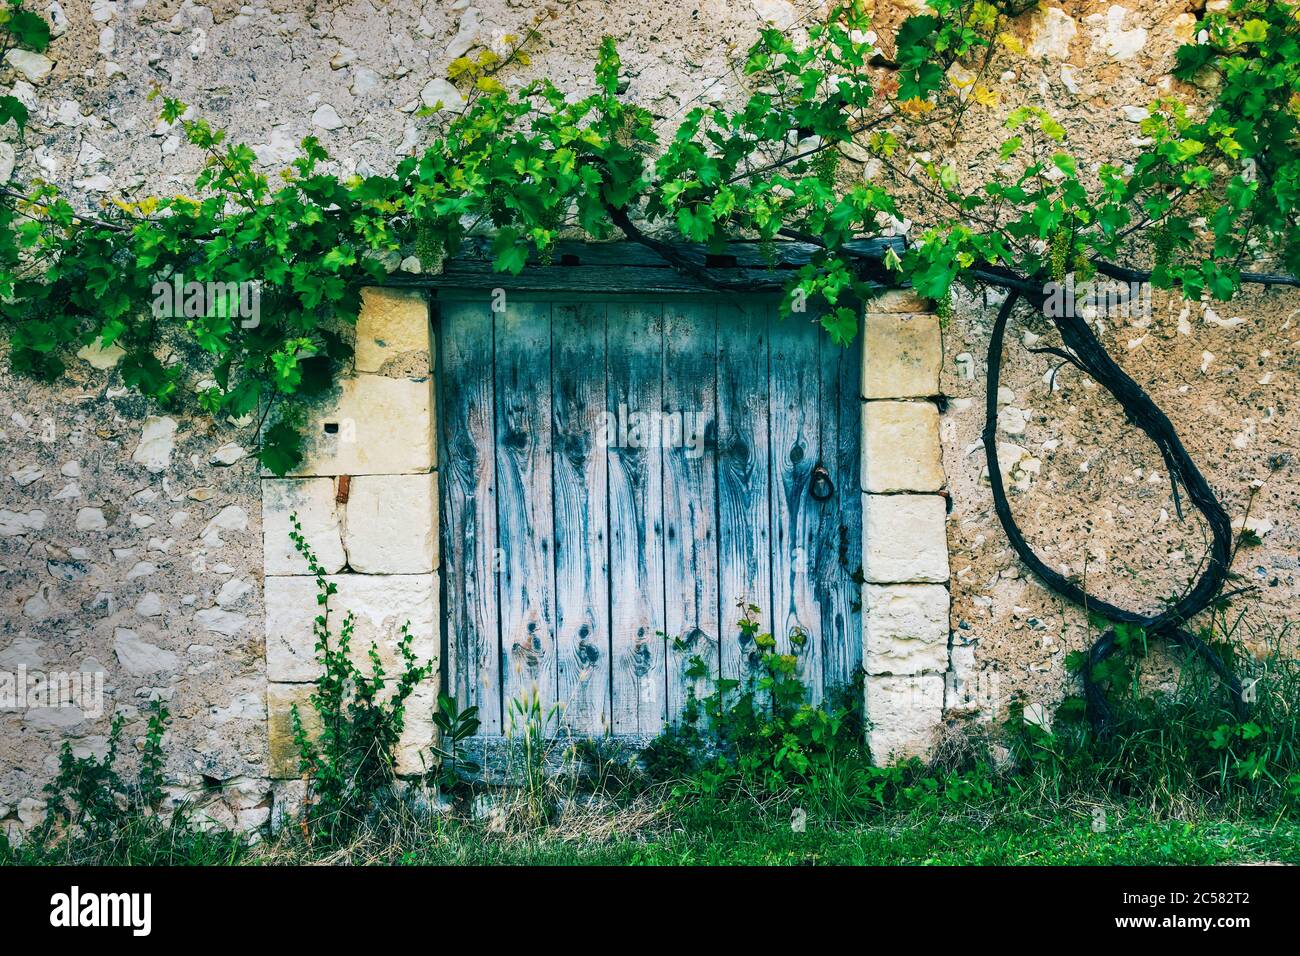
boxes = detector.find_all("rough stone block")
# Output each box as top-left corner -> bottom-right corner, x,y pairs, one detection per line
862,400 -> 943,493
265,573 -> 438,682
355,287 -> 432,374
862,313 -> 942,399
267,679 -> 436,780
865,674 -> 944,763
329,574 -> 439,673
267,683 -> 319,779
395,680 -> 438,777
113,627 -> 180,675
270,780 -> 308,832
264,576 -> 323,682
1029,6 -> 1077,60
863,493 -> 949,583
131,416 -> 178,473
262,478 -> 346,575
281,374 -> 435,477
344,473 -> 438,573
269,680 -> 436,780
866,288 -> 934,313
864,583 -> 950,675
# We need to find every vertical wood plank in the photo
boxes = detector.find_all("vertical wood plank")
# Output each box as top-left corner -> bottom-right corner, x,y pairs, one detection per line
438,299 -> 501,732
816,325 -> 865,695
494,300 -> 557,726
606,302 -> 667,735
551,301 -> 611,734
716,299 -> 772,687
768,311 -> 823,698
662,300 -> 720,722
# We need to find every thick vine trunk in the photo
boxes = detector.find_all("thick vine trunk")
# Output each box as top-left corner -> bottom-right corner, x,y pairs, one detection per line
982,289 -> 1244,732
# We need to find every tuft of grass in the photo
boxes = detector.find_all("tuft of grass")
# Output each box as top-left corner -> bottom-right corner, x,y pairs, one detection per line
1009,607 -> 1300,818
1,812 -> 248,867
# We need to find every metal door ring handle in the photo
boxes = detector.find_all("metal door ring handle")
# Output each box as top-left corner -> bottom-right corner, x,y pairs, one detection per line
810,465 -> 835,501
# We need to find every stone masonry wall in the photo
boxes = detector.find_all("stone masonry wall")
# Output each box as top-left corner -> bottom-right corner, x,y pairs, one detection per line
0,356 -> 269,836
1,1 -> 1297,836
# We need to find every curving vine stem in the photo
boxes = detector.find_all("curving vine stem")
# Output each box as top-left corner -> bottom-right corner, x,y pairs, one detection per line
982,286 -> 1244,733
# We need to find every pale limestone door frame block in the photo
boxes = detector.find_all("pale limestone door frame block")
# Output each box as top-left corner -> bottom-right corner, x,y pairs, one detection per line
261,288 -> 439,779
859,294 -> 952,764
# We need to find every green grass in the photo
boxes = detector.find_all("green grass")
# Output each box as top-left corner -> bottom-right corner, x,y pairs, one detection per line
8,797 -> 1295,867
389,812 -> 1298,866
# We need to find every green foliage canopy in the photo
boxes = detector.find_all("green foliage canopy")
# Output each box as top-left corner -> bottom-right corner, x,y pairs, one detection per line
0,0 -> 1295,473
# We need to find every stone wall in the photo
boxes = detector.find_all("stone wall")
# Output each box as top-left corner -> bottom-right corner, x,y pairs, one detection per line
942,281 -> 1299,737
0,359 -> 270,835
2,1 -> 1297,837
923,2 -> 1300,733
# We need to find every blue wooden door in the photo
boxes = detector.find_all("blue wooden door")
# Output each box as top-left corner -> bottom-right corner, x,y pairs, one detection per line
438,294 -> 861,736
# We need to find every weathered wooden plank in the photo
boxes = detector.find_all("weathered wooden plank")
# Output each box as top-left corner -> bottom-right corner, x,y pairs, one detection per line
662,300 -> 720,722
436,236 -> 905,270
768,310 -> 823,697
438,299 -> 502,732
551,301 -> 611,734
397,239 -> 907,294
715,298 -> 772,688
606,302 -> 668,735
494,299 -> 558,727
815,327 -> 864,697
416,266 -> 798,294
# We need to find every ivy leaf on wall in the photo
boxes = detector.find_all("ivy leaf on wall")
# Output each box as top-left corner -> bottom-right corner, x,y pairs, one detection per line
258,419 -> 304,476
7,9 -> 51,52
490,229 -> 528,274
0,95 -> 29,134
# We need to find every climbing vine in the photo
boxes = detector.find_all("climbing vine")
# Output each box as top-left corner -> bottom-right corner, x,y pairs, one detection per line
0,0 -> 1297,725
